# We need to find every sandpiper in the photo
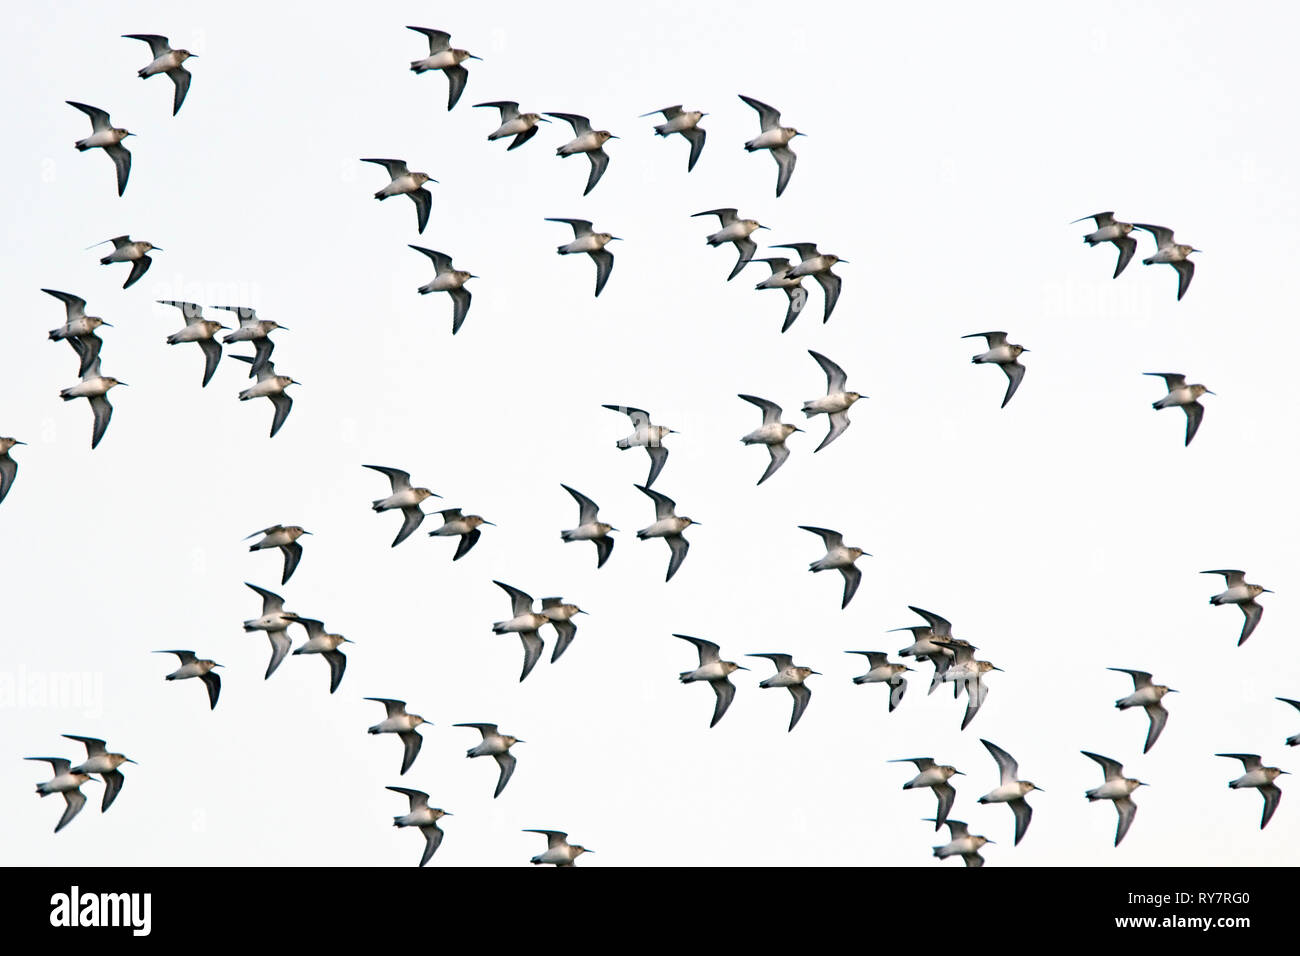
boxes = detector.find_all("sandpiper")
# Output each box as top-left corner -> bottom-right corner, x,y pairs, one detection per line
1133,223 -> 1199,300
64,736 -> 136,812
67,101 -> 132,196
693,208 -> 767,280
772,243 -> 846,322
291,617 -> 351,694
847,652 -> 910,712
540,598 -> 586,663
474,101 -> 550,150
548,218 -> 620,296
428,508 -> 493,561
738,394 -> 801,485
0,437 -> 23,506
363,159 -> 436,234
27,758 -> 95,833
366,698 -> 427,775
1073,212 -> 1137,278
749,653 -> 819,732
1082,751 -> 1146,847
1217,753 -> 1288,829
978,739 -> 1043,846
635,484 -> 698,582
754,258 -> 809,333
242,583 -> 300,679
604,405 -> 675,487
387,787 -> 450,866
408,246 -> 474,334
642,106 -> 707,171
1144,372 -> 1213,446
90,236 -> 161,289
675,635 -> 747,728
454,723 -> 523,798
930,819 -> 992,867
890,757 -> 963,830
158,300 -> 225,387
1202,570 -> 1272,646
739,95 -> 802,197
524,829 -> 593,866
1278,698 -> 1300,747
233,356 -> 297,438
213,306 -> 286,378
123,34 -> 196,115
44,289 -> 109,377
560,484 -> 616,569
491,581 -> 549,682
893,606 -> 958,677
364,464 -> 441,547
59,355 -> 125,450
936,639 -> 1001,730
245,525 -> 311,585
407,26 -> 479,110
155,649 -> 221,709
546,112 -> 617,195
800,525 -> 869,608
802,351 -> 864,452
963,332 -> 1028,408
1109,668 -> 1177,753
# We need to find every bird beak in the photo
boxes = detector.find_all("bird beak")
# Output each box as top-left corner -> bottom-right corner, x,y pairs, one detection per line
13,440 -> 25,445
341,637 -> 354,643
690,520 -> 703,526
1020,348 -> 1031,353
991,666 -> 1004,672
1262,589 -> 1275,594
735,666 -> 750,671
576,609 -> 588,615
810,670 -> 823,676
468,54 -> 482,60
291,379 -> 303,386
609,236 -> 624,241
1206,390 -> 1216,395
212,663 -> 224,668
837,259 -> 850,264
278,326 -> 291,332
795,132 -> 807,137
953,770 -> 965,775
124,758 -> 138,764
607,526 -> 619,532
985,839 -> 996,845
152,247 -> 164,251
608,135 -> 620,139
302,531 -> 313,535
481,520 -> 497,526
116,382 -> 129,387
538,116 -> 552,122
758,225 -> 770,230
101,322 -> 114,328
515,740 -> 526,745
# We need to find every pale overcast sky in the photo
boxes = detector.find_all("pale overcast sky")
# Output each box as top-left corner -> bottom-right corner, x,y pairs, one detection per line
2,1 -> 1297,866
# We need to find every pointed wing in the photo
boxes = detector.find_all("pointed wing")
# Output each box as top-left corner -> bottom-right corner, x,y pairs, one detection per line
64,735 -> 107,757
365,464 -> 413,492
1144,372 -> 1187,391
675,633 -> 721,665
200,671 -> 221,709
781,284 -> 807,333
43,288 -> 88,320
788,683 -> 812,731
393,506 -> 424,547
0,454 -> 17,506
280,542 -> 303,584
1109,667 -> 1154,690
444,65 -> 469,111
264,629 -> 292,679
546,112 -> 592,135
1112,235 -> 1136,277
407,26 -> 451,54
197,338 -> 222,387
593,535 -> 613,568
590,247 -> 614,297
636,483 -> 677,520
398,730 -> 423,774
508,126 -> 539,150
665,534 -> 690,582
448,287 -> 471,334
758,442 -> 790,485
799,525 -> 843,550
323,649 -> 347,694
963,330 -> 1008,347
56,788 -> 87,833
549,618 -> 577,663
105,143 -> 132,196
1081,751 -> 1125,780
475,100 -> 520,120
811,271 -> 841,323
771,145 -> 796,197
1114,796 -> 1138,846
749,652 -> 794,671
729,236 -> 757,280
101,769 -> 125,812
124,33 -> 171,57
681,127 -> 705,172
367,697 -> 408,719
452,528 -> 480,561
644,443 -> 668,487
523,829 -> 569,849
387,785 -> 429,810
1216,753 -> 1262,771
933,782 -> 956,828
739,395 -> 783,424
738,94 -> 781,129
518,631 -> 544,682
123,256 -> 152,290
1133,223 -> 1175,247
493,752 -> 517,798
982,739 -> 1020,784
169,65 -> 192,115
584,148 -> 611,195
1173,260 -> 1194,301
808,349 -> 848,392
1072,211 -> 1115,227
67,100 -> 111,130
839,565 -> 862,609
1143,702 -> 1169,753
709,677 -> 737,728
562,484 -> 600,524
961,677 -> 989,730
410,188 -> 432,234
1182,402 -> 1204,446
362,157 -> 411,177
1238,600 -> 1264,646
1010,796 -> 1033,845
495,580 -> 534,616
1000,361 -> 1026,408
88,395 -> 114,450
1202,569 -> 1246,586
546,217 -> 594,238
268,393 -> 293,438
73,332 -> 103,378
1259,784 -> 1282,829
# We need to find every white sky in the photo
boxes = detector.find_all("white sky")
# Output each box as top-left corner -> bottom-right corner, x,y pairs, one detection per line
2,1 -> 1297,866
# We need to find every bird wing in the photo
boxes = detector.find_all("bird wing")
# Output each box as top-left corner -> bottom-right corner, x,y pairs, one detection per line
493,752 -> 517,798
1072,211 -> 1115,226
1202,569 -> 1246,586
523,830 -> 569,848
367,698 -> 408,719
776,242 -> 820,262
123,33 -> 171,56
0,455 -> 18,505
410,188 -> 432,234
1182,401 -> 1204,446
104,143 -> 132,196
362,157 -> 411,177
518,631 -> 545,682
1173,260 -> 1195,301
508,126 -> 539,150
1114,796 -> 1138,846
444,64 -> 469,111
264,629 -> 292,679
759,442 -> 791,485
709,677 -> 737,728
495,580 -> 534,616
546,112 -> 593,135
749,652 -> 794,671
451,528 -> 481,561
771,145 -> 796,197
665,534 -> 690,582
393,506 -> 425,547
168,65 -> 192,115
808,349 -> 848,392
323,650 -> 347,694
593,534 -> 614,568
1009,796 -> 1033,845
961,677 -> 989,730
1081,750 -> 1125,781
1112,235 -> 1137,277
738,94 -> 781,129
1259,784 -> 1282,829
268,393 -> 293,439
121,255 -> 152,289
728,236 -> 757,281
982,739 -> 1021,784
839,564 -> 862,609
1108,667 -> 1154,689
387,786 -> 429,810
448,287 -> 472,334
1143,702 -> 1169,754
788,683 -> 812,731
398,730 -> 423,774
1216,753 -> 1262,771
693,207 -> 738,225
197,338 -> 222,387
811,270 -> 841,323
642,105 -> 683,119
101,769 -> 125,812
63,735 -> 107,757
200,671 -> 221,709
799,525 -> 843,550
67,100 -> 111,130
475,100 -> 519,120
56,788 -> 87,833
583,148 -> 611,196
1132,223 -> 1175,247
1238,600 -> 1264,646
278,542 -> 303,585
636,483 -> 677,520
562,484 -> 601,524
781,284 -> 808,333
1000,361 -> 1026,408
590,247 -> 615,297
681,127 -> 706,172
738,394 -> 783,426
549,618 -> 577,663
644,443 -> 668,487
407,25 -> 451,54
364,464 -> 414,492
88,394 -> 114,450
546,217 -> 594,237
159,649 -> 198,665
674,633 -> 720,665
1144,372 -> 1187,391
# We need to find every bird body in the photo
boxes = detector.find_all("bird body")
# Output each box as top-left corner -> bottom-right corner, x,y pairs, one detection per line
1217,754 -> 1287,829
407,26 -> 479,109
156,650 -> 221,709
366,698 -> 426,775
387,787 -> 450,866
560,485 -> 616,568
476,101 -> 549,150
1134,223 -> 1198,300
964,331 -> 1028,407
123,34 -> 196,114
67,101 -> 132,195
1203,570 -> 1271,645
1073,212 -> 1137,278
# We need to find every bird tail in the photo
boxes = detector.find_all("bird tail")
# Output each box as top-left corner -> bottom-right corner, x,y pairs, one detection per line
59,389 -> 75,401
374,191 -> 387,200
852,675 -> 869,685
372,500 -> 385,511
410,61 -> 428,73
99,256 -> 113,265
679,672 -> 695,683
800,404 -> 816,417
367,725 -> 380,735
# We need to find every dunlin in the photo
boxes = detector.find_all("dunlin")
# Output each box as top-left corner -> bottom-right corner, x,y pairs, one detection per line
930,819 -> 992,867
67,101 -> 132,196
546,112 -> 617,195
213,306 -> 286,378
1073,212 -> 1137,278
802,351 -> 864,452
44,289 -> 109,377
524,829 -> 593,866
366,698 -> 427,775
0,437 -> 23,506
428,508 -> 493,560
963,332 -> 1028,408
64,735 -> 136,812
890,757 -> 963,830
407,26 -> 479,110
241,582 -> 300,679
155,649 -> 221,709
27,758 -> 95,833
454,723 -> 523,798
1082,751 -> 1145,847
692,208 -> 767,280
245,525 -> 311,585
548,218 -> 619,296
604,405 -> 674,487
1144,372 -> 1213,446
560,484 -> 616,568
635,484 -> 698,582
159,300 -> 225,386
977,739 -> 1043,846
1216,753 -> 1287,829
749,653 -> 819,731
491,581 -> 549,682
364,465 -> 440,547
1202,570 -> 1272,646
753,258 -> 809,333
846,651 -> 910,712
642,106 -> 707,171
123,34 -> 196,115
739,94 -> 802,197
90,236 -> 161,289
59,355 -> 125,450
408,246 -> 474,334
772,243 -> 846,322
675,635 -> 747,728
540,598 -> 586,663
1134,223 -> 1198,300
233,356 -> 297,438
291,617 -> 351,694
387,787 -> 450,866
800,525 -> 869,608
363,158 -> 436,234
738,394 -> 801,485
1109,668 -> 1176,753
474,101 -> 550,150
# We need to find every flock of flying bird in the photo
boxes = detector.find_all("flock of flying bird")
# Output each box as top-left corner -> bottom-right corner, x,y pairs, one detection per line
8,21 -> 1294,868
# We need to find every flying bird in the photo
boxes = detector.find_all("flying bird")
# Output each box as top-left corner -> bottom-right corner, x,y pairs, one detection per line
27,758 -> 95,833
771,243 -> 846,322
67,101 -> 132,196
158,300 -> 225,387
407,26 -> 479,110
454,724 -> 524,798
1216,753 -> 1288,829
802,351 -> 864,452
474,101 -> 550,150
123,34 -> 196,115
847,651 -> 911,712
749,653 -> 819,732
977,739 -> 1044,846
936,639 -> 1002,730
1081,751 -> 1146,847
1073,212 -> 1137,278
753,257 -> 809,332
241,582 -> 300,679
890,757 -> 963,830
930,819 -> 992,867
635,484 -> 698,582
604,404 -> 675,487
491,581 -> 549,682
1278,698 -> 1300,748
1202,570 -> 1272,646
800,525 -> 869,608
387,787 -> 450,866
90,236 -> 161,289
59,355 -> 125,450
675,635 -> 747,728
291,617 -> 352,694
524,829 -> 594,867
0,437 -> 23,507
428,508 -> 493,561
1109,668 -> 1177,754
363,158 -> 436,234
64,736 -> 136,813
548,218 -> 619,296
963,332 -> 1028,408
1144,372 -> 1213,446
739,94 -> 802,196
155,650 -> 222,709
539,598 -> 586,663
233,356 -> 297,438
642,106 -> 707,171
1133,223 -> 1199,300
44,289 -> 110,377
560,484 -> 616,568
245,525 -> 311,585
364,464 -> 440,547
408,246 -> 474,334
693,208 -> 768,281
738,394 -> 801,485
366,698 -> 427,775
546,112 -> 617,195
213,306 -> 287,378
